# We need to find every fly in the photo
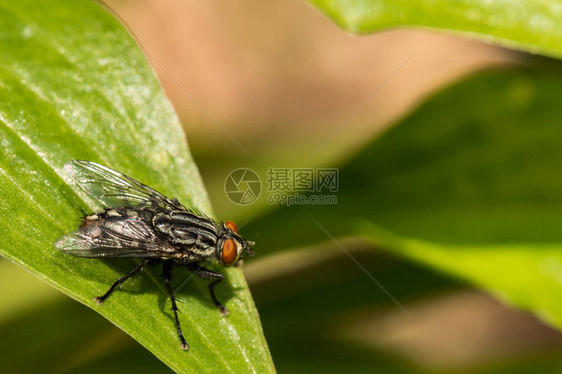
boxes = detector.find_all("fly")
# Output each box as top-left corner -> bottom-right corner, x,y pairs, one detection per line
54,160 -> 255,350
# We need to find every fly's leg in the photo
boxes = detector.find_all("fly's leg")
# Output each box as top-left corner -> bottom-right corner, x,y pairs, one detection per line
94,259 -> 151,305
163,260 -> 189,350
187,264 -> 228,315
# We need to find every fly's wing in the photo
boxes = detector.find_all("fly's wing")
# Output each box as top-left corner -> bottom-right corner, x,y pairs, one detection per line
65,160 -> 186,211
55,217 -> 177,258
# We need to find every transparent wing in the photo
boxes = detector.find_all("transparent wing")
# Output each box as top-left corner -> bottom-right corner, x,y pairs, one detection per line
55,217 -> 177,258
65,160 -> 186,211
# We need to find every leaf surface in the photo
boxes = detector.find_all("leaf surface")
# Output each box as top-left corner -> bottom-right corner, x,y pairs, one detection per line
308,0 -> 562,58
0,1 -> 273,372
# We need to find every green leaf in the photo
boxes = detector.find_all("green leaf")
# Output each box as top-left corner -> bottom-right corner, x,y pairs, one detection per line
0,1 -> 273,372
307,0 -> 562,59
246,65 -> 562,332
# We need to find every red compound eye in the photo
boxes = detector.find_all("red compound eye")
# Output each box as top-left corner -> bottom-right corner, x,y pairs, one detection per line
224,220 -> 238,233
221,239 -> 237,265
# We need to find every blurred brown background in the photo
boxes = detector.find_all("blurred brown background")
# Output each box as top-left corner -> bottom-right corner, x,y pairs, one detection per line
107,0 -> 513,161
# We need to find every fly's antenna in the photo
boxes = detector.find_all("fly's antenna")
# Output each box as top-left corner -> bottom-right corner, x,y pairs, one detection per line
245,231 -> 259,256
243,237 -> 256,256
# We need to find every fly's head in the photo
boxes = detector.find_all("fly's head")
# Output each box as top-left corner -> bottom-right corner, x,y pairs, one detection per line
216,220 -> 255,266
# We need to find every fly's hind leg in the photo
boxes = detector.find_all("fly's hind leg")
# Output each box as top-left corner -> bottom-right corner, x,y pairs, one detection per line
163,260 -> 189,350
94,258 -> 151,305
186,263 -> 228,315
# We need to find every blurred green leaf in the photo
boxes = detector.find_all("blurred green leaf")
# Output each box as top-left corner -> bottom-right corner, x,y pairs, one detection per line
248,245 -> 455,373
251,245 -> 562,373
0,295 -> 152,373
0,0 -> 273,372
246,65 -> 562,332
0,260 -> 62,322
307,0 -> 562,59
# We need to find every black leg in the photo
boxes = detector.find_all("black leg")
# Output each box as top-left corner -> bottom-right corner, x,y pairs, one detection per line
186,264 -> 228,315
163,260 -> 189,350
94,259 -> 150,305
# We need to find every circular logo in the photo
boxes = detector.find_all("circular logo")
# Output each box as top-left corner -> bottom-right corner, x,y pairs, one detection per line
224,168 -> 261,205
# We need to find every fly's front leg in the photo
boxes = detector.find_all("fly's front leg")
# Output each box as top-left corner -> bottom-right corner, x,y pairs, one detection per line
94,258 -> 151,305
163,260 -> 189,350
186,264 -> 228,315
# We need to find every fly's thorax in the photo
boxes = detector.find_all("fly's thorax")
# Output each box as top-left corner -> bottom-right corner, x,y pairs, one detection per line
153,211 -> 218,258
